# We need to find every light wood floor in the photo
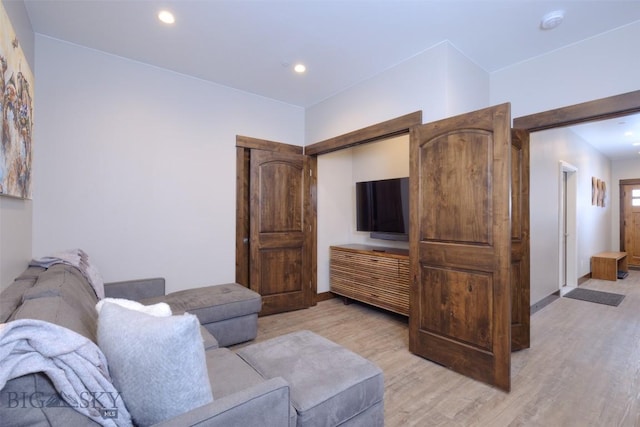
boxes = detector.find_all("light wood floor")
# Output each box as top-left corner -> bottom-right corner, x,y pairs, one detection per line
240,270 -> 640,426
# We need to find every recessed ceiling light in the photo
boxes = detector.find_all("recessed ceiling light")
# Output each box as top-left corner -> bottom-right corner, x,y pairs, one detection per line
633,142 -> 640,146
294,64 -> 306,73
158,10 -> 175,24
625,131 -> 633,136
540,10 -> 564,30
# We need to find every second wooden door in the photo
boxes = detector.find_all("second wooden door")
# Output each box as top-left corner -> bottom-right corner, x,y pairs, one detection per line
249,149 -> 314,315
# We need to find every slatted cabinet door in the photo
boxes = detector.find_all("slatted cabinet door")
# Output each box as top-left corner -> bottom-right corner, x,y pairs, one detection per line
330,245 -> 410,316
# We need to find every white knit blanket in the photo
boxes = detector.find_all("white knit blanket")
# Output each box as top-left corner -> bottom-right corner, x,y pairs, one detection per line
30,249 -> 105,299
0,319 -> 132,426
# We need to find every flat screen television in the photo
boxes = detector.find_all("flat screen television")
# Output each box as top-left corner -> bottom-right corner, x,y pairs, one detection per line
356,177 -> 409,241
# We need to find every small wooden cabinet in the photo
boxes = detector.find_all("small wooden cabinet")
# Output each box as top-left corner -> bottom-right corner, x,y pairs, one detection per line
330,244 -> 410,316
591,251 -> 628,281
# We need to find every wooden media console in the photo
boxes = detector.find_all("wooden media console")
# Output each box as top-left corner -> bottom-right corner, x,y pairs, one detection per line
330,244 -> 410,316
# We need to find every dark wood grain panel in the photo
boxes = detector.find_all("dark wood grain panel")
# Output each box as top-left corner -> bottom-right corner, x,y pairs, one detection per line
305,111 -> 422,156
410,103 -> 512,391
257,160 -> 303,233
421,266 -> 493,351
513,90 -> 640,131
236,135 -> 303,153
421,130 -> 492,244
510,129 -> 530,351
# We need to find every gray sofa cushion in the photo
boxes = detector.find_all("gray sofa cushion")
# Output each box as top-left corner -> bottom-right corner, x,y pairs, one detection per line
97,303 -> 213,426
14,266 -> 48,280
26,265 -> 97,302
205,347 -> 266,398
8,265 -> 100,342
104,277 -> 166,301
202,314 -> 258,348
153,377 -> 292,427
9,296 -> 97,343
201,326 -> 220,350
237,330 -> 384,427
144,283 -> 261,324
204,348 -> 298,427
0,268 -> 46,321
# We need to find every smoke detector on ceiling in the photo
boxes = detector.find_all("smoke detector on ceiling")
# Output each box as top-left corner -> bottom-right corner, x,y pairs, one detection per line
540,10 -> 565,30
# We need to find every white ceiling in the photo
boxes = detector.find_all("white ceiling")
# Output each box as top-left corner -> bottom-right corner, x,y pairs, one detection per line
22,0 -> 640,159
569,112 -> 640,161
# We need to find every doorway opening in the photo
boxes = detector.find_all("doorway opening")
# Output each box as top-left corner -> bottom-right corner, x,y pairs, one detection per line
514,90 -> 640,304
559,161 -> 578,294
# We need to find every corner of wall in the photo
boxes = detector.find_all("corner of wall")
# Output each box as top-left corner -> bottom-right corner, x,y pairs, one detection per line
489,21 -> 640,118
443,42 -> 491,116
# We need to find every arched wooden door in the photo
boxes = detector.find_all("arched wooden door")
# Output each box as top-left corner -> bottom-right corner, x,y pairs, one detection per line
236,136 -> 315,316
409,103 -> 513,391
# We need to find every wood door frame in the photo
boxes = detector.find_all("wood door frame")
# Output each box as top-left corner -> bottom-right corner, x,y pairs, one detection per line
305,111 -> 423,156
513,90 -> 640,132
510,129 -> 531,352
620,179 -> 640,265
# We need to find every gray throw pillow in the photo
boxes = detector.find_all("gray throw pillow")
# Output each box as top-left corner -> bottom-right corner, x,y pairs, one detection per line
97,302 -> 213,426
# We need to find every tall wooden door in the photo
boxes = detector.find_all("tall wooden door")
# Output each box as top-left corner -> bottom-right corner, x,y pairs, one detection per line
409,103 -> 512,391
510,129 -> 530,351
621,180 -> 640,267
249,149 -> 314,315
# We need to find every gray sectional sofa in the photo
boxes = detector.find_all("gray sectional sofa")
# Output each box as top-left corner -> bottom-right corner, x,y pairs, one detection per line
0,262 -> 384,426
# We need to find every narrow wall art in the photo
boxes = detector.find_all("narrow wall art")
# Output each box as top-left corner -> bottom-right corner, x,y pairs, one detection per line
0,2 -> 34,199
592,177 -> 606,207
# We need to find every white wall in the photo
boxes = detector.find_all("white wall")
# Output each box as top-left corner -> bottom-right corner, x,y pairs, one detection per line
306,42 -> 489,144
491,22 -> 640,118
311,42 -> 490,293
529,127 -> 611,303
317,149 -> 353,293
0,0 -> 34,290
611,158 -> 640,250
33,36 -> 304,293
